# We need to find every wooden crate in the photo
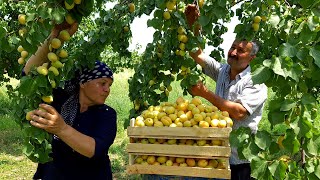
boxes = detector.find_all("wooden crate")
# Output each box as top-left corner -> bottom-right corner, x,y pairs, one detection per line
126,126 -> 232,179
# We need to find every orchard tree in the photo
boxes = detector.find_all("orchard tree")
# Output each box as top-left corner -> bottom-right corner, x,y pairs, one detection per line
0,0 -> 136,163
230,0 -> 320,179
1,0 -> 320,179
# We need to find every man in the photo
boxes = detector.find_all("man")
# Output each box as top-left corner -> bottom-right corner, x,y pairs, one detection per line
186,4 -> 268,180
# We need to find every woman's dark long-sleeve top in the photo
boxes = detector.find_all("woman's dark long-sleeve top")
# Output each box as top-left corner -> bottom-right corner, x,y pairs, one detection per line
33,85 -> 117,180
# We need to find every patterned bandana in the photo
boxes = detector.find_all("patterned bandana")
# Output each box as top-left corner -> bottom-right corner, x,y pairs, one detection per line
60,60 -> 113,128
79,60 -> 114,84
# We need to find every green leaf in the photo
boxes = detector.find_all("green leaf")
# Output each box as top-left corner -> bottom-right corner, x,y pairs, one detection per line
274,160 -> 287,180
315,164 -> 320,179
52,7 -> 65,24
283,130 -> 300,154
269,14 -> 280,28
19,77 -> 36,96
230,127 -> 251,147
306,138 -> 318,156
299,0 -> 314,9
306,159 -> 315,173
280,99 -> 296,111
294,21 -> 306,34
287,64 -> 302,82
22,140 -> 35,157
307,15 -> 318,31
310,47 -> 320,68
198,16 -> 210,26
301,93 -> 316,105
35,75 -> 49,88
271,57 -> 286,77
299,118 -> 312,138
0,26 -> 6,38
279,43 -> 297,58
251,66 -> 271,84
269,111 -> 286,126
241,140 -> 260,161
255,130 -> 272,150
300,26 -> 317,44
251,157 -> 269,179
268,160 -> 279,177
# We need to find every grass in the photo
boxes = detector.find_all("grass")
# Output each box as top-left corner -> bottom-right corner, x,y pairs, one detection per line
0,69 -> 273,180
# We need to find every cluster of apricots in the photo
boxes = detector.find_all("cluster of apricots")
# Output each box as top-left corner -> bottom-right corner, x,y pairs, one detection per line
134,154 -> 227,169
133,138 -> 225,147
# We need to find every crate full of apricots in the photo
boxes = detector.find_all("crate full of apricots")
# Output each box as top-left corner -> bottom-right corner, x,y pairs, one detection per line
126,96 -> 232,179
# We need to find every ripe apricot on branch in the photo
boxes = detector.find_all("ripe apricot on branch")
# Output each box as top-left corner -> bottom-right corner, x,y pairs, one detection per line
21,50 -> 29,58
166,1 -> 176,11
50,80 -> 56,88
18,14 -> 26,25
58,30 -> 71,41
49,66 -> 60,76
51,38 -> 62,49
159,86 -> 165,91
42,95 -> 53,103
123,26 -> 129,32
65,14 -> 75,24
48,52 -> 59,62
17,45 -> 24,52
179,43 -> 186,50
252,23 -> 259,32
74,0 -> 81,5
18,57 -> 25,65
37,66 -> 48,76
163,11 -> 171,20
19,28 -> 27,37
199,0 -> 204,8
57,49 -> 68,58
253,16 -> 262,23
128,3 -> 135,13
149,80 -> 155,86
26,111 -> 33,121
51,60 -> 64,68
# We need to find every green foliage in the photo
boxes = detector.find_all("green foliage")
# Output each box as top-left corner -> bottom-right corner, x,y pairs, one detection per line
231,0 -> 320,178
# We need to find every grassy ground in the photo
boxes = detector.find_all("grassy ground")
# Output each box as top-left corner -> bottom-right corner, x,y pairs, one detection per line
0,69 -> 271,180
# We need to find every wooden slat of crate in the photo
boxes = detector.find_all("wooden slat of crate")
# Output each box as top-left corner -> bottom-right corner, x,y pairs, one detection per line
127,143 -> 231,157
127,164 -> 231,179
127,127 -> 232,139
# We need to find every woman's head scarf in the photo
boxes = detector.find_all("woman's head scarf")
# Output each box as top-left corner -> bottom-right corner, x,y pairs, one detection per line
79,60 -> 113,84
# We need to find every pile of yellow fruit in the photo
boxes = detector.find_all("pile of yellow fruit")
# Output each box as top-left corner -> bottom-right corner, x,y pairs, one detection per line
134,154 -> 227,169
133,96 -> 233,128
133,138 -> 224,146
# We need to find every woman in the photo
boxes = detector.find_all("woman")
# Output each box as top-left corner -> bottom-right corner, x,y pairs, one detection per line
25,22 -> 117,180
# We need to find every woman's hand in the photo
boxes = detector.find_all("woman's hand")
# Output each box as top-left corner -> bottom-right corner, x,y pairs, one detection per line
49,21 -> 79,40
30,104 -> 68,136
